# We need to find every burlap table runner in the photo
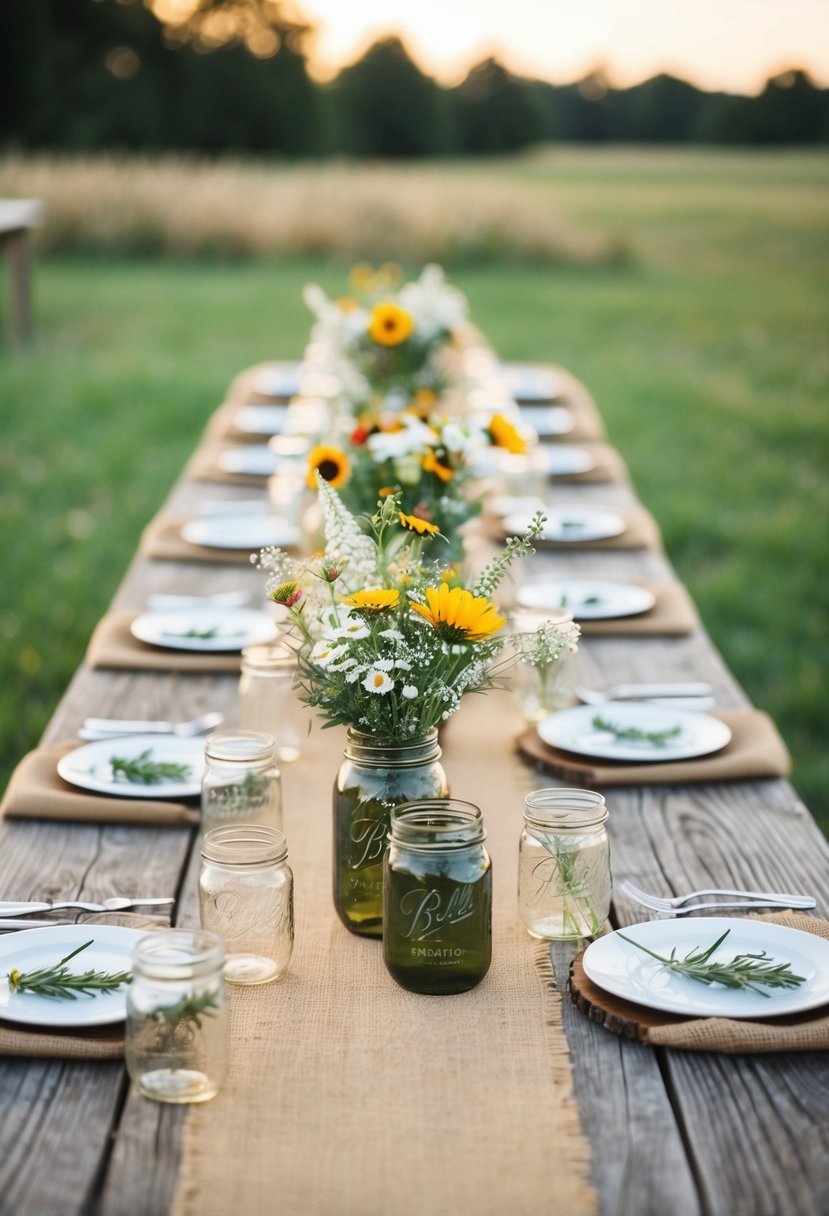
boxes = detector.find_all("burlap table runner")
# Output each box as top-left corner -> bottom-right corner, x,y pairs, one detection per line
172,690 -> 597,1216
0,913 -> 167,1059
183,444 -> 271,486
493,504 -> 663,553
86,611 -> 244,673
517,708 -> 790,786
0,741 -> 200,826
139,514 -> 274,564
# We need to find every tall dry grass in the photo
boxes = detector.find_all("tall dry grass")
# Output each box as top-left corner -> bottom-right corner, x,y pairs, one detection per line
0,153 -> 627,265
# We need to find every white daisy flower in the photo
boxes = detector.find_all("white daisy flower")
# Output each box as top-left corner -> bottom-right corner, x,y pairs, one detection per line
379,628 -> 405,642
310,640 -> 346,667
330,619 -> 370,641
401,685 -> 419,699
362,670 -> 395,695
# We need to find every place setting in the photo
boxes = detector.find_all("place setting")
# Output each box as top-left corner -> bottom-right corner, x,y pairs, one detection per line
516,576 -> 700,636
517,698 -> 791,785
569,911 -> 829,1054
86,598 -> 278,672
496,503 -> 662,551
139,506 -> 300,564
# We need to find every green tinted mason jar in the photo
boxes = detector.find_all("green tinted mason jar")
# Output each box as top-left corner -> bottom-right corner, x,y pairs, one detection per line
383,800 -> 492,994
333,729 -> 448,937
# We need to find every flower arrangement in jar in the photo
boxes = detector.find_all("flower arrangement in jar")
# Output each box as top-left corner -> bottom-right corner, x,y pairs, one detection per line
257,475 -> 579,934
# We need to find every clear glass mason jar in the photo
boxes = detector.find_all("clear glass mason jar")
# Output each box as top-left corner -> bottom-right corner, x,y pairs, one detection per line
510,608 -> 577,724
383,799 -> 492,995
125,930 -> 228,1104
518,788 -> 611,940
239,642 -> 307,764
333,728 -> 449,938
200,824 -> 294,986
202,730 -> 282,833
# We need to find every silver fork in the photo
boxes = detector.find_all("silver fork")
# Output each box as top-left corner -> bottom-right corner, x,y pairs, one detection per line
576,683 -> 714,707
620,880 -> 816,913
0,897 -> 175,917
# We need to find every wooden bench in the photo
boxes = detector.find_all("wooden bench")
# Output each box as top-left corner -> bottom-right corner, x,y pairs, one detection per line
0,199 -> 43,344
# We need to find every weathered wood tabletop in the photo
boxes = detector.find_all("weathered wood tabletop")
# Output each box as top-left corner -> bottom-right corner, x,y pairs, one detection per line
1,368 -> 827,1216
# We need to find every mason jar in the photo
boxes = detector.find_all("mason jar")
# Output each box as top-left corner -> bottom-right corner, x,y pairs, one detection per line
125,930 -> 228,1104
384,799 -> 492,995
200,824 -> 294,986
239,642 -> 307,764
333,728 -> 449,938
510,608 -> 577,724
518,788 -> 611,940
202,730 -> 282,833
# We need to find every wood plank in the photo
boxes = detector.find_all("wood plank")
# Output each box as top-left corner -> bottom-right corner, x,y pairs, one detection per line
552,944 -> 702,1216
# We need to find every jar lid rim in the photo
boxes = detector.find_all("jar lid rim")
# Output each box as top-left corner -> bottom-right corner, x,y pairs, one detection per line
202,824 -> 288,864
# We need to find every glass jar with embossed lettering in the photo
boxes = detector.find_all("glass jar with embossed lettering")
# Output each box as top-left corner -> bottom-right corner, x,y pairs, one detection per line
334,729 -> 449,938
202,730 -> 282,834
518,789 -> 610,941
383,799 -> 492,995
199,825 -> 293,985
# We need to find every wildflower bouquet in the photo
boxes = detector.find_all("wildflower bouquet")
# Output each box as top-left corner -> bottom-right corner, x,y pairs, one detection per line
302,263 -> 469,418
259,475 -> 579,747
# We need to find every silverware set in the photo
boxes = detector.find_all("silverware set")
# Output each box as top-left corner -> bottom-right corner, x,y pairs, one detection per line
619,880 -> 816,916
0,897 -> 176,931
78,710 -> 224,741
576,682 -> 715,709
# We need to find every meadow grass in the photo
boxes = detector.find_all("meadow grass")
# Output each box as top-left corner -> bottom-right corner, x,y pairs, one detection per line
1,147 -> 827,829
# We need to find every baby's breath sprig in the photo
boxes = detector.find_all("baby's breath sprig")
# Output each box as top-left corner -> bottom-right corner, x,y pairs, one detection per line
618,929 -> 807,996
7,940 -> 132,1000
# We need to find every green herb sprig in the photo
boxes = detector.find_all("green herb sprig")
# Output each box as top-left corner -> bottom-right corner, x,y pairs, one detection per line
161,627 -> 243,641
592,714 -> 682,747
7,940 -> 132,1000
110,749 -> 192,785
618,929 -> 807,997
148,990 -> 219,1054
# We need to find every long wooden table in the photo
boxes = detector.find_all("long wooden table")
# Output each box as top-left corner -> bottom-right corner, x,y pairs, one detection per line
1,369 -> 828,1216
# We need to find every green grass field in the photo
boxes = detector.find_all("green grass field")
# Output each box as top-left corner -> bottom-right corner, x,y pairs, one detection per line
1,148 -> 827,828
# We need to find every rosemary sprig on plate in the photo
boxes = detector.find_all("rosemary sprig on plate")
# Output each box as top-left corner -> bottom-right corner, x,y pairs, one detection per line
592,714 -> 682,747
617,929 -> 807,997
7,940 -> 132,1000
110,748 -> 192,785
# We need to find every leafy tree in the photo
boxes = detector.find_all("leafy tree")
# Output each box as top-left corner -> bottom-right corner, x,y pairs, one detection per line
452,58 -> 548,153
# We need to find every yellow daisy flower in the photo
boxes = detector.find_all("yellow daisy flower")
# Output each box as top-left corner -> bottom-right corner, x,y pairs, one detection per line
368,301 -> 414,347
336,296 -> 359,313
489,413 -> 527,455
339,588 -> 400,614
307,444 -> 350,489
410,584 -> 506,643
399,512 -> 440,538
350,262 -> 376,293
422,450 -> 455,483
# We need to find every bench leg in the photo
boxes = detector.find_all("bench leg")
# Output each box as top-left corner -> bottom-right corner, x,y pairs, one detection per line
6,229 -> 33,344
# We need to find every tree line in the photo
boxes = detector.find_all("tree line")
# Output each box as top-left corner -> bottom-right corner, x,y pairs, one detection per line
3,0 -> 828,155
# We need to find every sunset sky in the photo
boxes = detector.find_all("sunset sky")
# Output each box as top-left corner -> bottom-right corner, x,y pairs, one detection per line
296,0 -> 829,93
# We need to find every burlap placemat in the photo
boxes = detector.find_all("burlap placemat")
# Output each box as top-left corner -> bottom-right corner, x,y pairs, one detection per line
139,514 -> 266,565
0,741 -> 200,826
225,361 -> 299,405
0,913 -> 168,1059
183,444 -> 270,486
172,691 -> 597,1216
493,505 -> 663,553
86,611 -> 244,673
517,708 -> 790,786
201,403 -> 289,445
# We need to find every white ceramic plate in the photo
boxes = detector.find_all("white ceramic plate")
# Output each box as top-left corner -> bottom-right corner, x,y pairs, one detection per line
537,702 -> 732,762
131,608 -> 277,653
521,406 -> 574,437
233,406 -> 289,436
545,446 -> 596,477
503,507 -> 626,544
488,495 -> 547,519
253,363 -> 303,399
217,446 -> 277,477
0,925 -> 144,1028
181,515 -> 299,550
500,363 -> 565,403
58,734 -> 205,799
583,917 -> 829,1019
518,578 -> 656,621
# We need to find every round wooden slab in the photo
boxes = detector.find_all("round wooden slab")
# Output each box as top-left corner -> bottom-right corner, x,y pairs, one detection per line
569,949 -> 693,1041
